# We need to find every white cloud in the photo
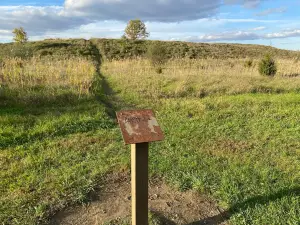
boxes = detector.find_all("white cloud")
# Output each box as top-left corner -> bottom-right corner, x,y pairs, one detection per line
0,30 -> 11,35
252,26 -> 266,30
0,0 -> 297,46
179,29 -> 300,42
256,7 -> 287,17
64,0 -> 265,22
204,18 -> 281,23
0,6 -> 89,35
264,29 -> 300,39
244,0 -> 261,8
0,0 -> 267,41
224,0 -> 263,8
186,31 -> 259,42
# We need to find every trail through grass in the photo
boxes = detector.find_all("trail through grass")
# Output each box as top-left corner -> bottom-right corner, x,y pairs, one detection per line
1,52 -> 299,225
0,56 -> 129,224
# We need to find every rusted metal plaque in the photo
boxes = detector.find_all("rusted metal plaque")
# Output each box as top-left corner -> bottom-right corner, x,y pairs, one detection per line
116,109 -> 164,145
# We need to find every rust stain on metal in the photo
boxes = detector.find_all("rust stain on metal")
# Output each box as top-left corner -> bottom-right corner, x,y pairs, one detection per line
116,109 -> 164,145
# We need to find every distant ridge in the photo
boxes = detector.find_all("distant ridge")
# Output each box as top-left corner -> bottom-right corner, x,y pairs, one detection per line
0,38 -> 298,60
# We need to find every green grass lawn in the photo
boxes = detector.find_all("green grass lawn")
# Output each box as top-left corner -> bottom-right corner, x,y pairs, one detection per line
0,92 -> 129,224
1,53 -> 300,225
148,94 -> 300,224
104,62 -> 300,224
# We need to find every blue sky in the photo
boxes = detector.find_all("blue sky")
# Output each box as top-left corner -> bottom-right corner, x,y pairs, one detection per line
0,0 -> 300,50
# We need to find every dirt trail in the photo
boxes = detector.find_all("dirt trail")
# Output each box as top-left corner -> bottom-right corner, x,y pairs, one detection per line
50,174 -> 228,225
49,46 -> 228,224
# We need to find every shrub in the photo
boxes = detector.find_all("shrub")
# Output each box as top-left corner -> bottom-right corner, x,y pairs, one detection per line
244,59 -> 253,68
185,48 -> 197,59
258,54 -> 277,76
10,44 -> 33,59
147,42 -> 168,73
38,50 -> 53,57
155,67 -> 163,74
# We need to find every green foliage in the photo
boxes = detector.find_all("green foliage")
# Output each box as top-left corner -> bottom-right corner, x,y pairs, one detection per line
124,19 -> 149,40
0,38 -> 299,62
147,42 -> 168,74
148,95 -> 300,225
10,43 -> 33,59
0,101 -> 122,225
258,54 -> 277,76
185,48 -> 197,59
12,27 -> 28,43
0,39 -> 99,62
91,38 -> 299,61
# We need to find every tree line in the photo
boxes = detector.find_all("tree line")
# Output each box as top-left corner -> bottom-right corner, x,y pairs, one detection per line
12,19 -> 149,43
11,19 -> 278,76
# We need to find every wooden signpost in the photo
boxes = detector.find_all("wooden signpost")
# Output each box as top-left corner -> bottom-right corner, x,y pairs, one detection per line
116,109 -> 164,225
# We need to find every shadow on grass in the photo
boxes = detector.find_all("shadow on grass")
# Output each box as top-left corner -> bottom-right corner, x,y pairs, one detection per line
0,116 -> 115,149
0,44 -> 121,149
90,42 -> 136,120
186,186 -> 300,225
0,90 -> 116,149
0,92 -> 88,108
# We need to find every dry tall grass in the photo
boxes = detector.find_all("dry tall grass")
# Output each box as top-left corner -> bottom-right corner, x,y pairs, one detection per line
103,58 -> 300,99
0,57 -> 95,97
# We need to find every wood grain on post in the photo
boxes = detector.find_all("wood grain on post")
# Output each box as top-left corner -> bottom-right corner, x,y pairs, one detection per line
131,143 -> 149,225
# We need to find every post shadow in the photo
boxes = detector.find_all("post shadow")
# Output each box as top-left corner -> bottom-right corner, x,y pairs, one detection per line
186,186 -> 300,225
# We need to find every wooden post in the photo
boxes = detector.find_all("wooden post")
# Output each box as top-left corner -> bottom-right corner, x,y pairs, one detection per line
131,142 -> 149,225
116,110 -> 164,225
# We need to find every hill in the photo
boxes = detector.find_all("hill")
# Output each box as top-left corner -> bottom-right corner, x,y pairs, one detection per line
0,38 -> 299,61
1,37 -> 300,225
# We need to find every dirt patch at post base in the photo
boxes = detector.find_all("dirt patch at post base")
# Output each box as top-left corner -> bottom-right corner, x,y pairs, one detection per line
50,173 -> 228,225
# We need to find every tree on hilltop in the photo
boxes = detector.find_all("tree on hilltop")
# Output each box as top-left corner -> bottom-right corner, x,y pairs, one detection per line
124,19 -> 149,40
12,27 -> 28,43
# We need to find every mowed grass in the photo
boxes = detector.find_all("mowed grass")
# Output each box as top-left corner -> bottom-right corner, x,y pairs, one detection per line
0,57 -> 128,224
103,59 -> 300,224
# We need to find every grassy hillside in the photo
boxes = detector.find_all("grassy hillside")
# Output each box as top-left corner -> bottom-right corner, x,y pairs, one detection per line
0,39 -> 100,62
0,38 -> 299,61
91,38 -> 299,60
0,38 -> 299,224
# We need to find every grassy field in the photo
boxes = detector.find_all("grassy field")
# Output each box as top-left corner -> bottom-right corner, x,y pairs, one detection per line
0,56 -> 128,224
103,58 -> 300,99
102,58 -> 300,224
0,40 -> 300,225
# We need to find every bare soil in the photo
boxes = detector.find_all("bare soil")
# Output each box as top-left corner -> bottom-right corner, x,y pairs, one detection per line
50,173 -> 228,225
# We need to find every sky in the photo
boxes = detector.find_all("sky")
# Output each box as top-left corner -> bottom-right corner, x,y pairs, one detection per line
0,0 -> 300,50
